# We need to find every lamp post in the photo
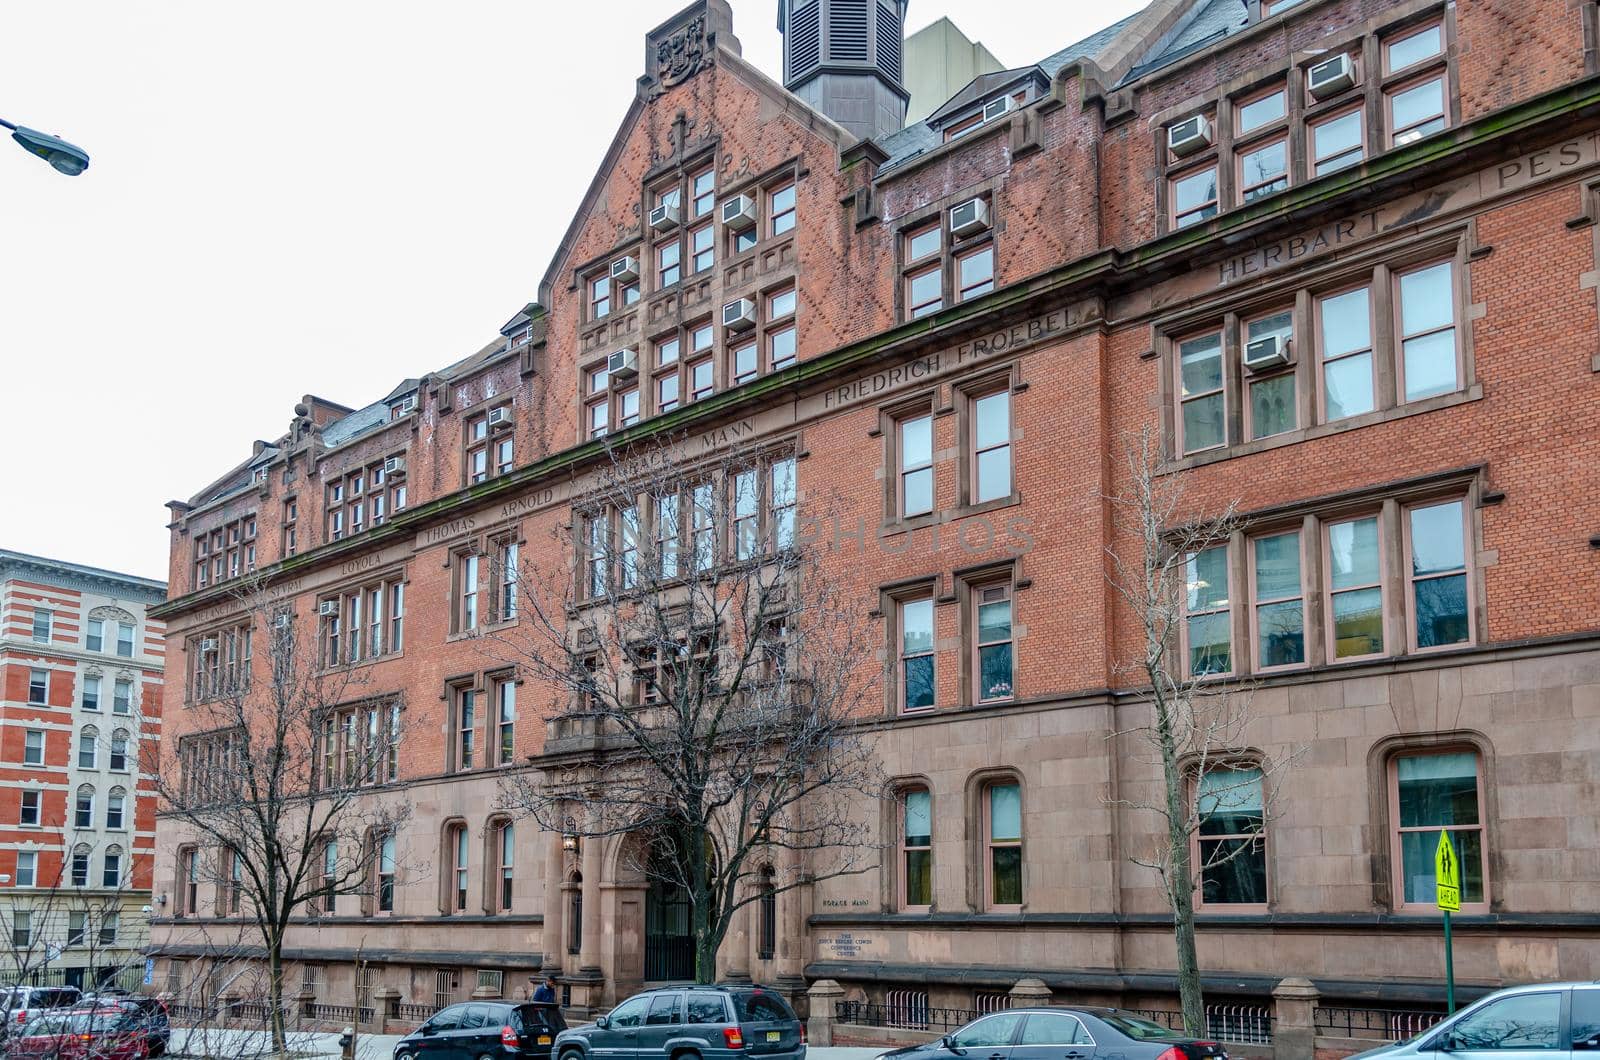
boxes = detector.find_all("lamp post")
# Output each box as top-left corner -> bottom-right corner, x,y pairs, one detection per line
0,117 -> 89,175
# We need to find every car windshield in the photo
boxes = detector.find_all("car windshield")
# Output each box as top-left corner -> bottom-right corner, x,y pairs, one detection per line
1099,1014 -> 1186,1041
519,1004 -> 567,1033
22,1013 -> 74,1036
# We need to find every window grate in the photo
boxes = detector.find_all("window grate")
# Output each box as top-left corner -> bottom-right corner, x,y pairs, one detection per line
476,969 -> 503,995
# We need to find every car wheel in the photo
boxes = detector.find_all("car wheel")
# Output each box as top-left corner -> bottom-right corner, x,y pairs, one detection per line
560,1048 -> 586,1060
672,1049 -> 703,1060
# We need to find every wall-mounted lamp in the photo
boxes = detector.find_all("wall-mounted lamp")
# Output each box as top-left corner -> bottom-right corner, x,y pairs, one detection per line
561,835 -> 579,853
155,893 -> 168,907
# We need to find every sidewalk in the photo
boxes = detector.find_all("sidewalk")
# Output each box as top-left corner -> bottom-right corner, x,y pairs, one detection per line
169,1025 -> 885,1060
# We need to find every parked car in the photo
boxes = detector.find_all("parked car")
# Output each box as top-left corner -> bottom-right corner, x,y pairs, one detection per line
873,1007 -> 1230,1060
77,995 -> 171,1057
394,1000 -> 567,1060
6,1006 -> 153,1059
2,987 -> 85,1040
553,985 -> 804,1060
1348,981 -> 1600,1059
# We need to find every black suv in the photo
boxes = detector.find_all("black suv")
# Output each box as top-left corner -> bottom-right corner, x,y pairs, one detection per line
553,985 -> 804,1060
395,1001 -> 566,1060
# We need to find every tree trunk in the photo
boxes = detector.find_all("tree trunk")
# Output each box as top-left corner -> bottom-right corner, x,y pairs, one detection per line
268,933 -> 288,1054
1157,694 -> 1205,1037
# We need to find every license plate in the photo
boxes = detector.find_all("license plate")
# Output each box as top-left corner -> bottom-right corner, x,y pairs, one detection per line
766,1031 -> 781,1042
538,1036 -> 552,1045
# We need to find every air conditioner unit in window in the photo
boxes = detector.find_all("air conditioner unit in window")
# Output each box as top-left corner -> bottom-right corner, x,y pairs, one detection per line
722,298 -> 756,330
720,194 -> 756,231
393,395 -> 418,416
199,638 -> 219,652
487,406 -> 513,430
610,256 -> 639,283
272,614 -> 293,630
982,95 -> 1014,122
1307,54 -> 1356,99
383,456 -> 407,478
607,348 -> 639,378
317,601 -> 339,618
648,203 -> 680,231
1244,333 -> 1291,371
950,197 -> 991,238
1167,114 -> 1213,158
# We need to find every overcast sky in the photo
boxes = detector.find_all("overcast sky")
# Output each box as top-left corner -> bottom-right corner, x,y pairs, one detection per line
0,0 -> 1144,582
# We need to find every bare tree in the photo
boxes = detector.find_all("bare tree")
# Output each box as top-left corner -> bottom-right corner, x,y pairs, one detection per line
1103,426 -> 1295,1035
153,578 -> 411,1052
495,435 -> 883,983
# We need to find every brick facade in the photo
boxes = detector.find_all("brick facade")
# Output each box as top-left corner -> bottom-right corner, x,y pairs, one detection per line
150,0 -> 1600,1023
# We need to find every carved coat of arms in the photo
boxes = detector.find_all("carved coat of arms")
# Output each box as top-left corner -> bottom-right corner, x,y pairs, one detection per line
656,15 -> 707,87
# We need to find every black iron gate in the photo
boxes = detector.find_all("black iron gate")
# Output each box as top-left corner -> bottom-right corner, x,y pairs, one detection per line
645,876 -> 695,981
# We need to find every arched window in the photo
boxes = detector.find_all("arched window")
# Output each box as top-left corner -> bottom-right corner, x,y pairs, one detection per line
567,871 -> 583,955
757,864 -> 777,960
445,823 -> 468,913
1390,748 -> 1487,911
497,821 -> 515,912
102,844 -> 124,888
1193,764 -> 1267,908
74,785 -> 96,830
109,730 -> 130,772
982,780 -> 1022,910
71,843 -> 92,887
376,833 -> 396,913
106,787 -> 126,830
899,787 -> 932,910
227,847 -> 244,914
78,726 -> 99,769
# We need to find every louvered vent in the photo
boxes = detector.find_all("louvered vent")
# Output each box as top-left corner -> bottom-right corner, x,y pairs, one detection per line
875,9 -> 902,83
828,0 -> 870,62
788,1 -> 821,80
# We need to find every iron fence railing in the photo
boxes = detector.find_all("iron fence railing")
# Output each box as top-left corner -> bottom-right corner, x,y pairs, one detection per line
1123,1006 -> 1274,1044
1315,1006 -> 1446,1042
397,1002 -> 436,1022
836,998 -> 982,1032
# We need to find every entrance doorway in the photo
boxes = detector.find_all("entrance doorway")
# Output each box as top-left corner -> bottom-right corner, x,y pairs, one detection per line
644,874 -> 694,981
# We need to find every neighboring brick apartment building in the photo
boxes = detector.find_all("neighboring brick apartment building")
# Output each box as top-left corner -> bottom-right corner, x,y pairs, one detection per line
150,0 -> 1600,1022
1,550 -> 165,989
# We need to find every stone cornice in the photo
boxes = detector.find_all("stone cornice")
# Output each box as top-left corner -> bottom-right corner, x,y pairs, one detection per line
153,75 -> 1600,622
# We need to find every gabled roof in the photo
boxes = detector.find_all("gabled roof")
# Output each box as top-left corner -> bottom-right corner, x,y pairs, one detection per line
1120,0 -> 1247,85
925,65 -> 1050,127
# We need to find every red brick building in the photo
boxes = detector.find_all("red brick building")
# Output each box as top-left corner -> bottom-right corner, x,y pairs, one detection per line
151,0 -> 1600,1026
1,550 -> 166,989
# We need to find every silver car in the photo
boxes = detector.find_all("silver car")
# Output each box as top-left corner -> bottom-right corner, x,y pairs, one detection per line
1351,981 -> 1600,1060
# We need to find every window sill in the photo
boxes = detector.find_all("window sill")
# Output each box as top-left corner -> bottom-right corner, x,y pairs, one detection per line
880,493 -> 1023,538
1166,384 -> 1482,472
320,650 -> 407,672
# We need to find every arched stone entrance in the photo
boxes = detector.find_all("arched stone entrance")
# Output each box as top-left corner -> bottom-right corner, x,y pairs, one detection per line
644,857 -> 695,982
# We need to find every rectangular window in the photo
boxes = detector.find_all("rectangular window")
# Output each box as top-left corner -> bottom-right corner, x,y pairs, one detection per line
901,789 -> 932,908
1246,311 -> 1296,439
656,492 -> 681,579
1318,286 -> 1375,420
1196,767 -> 1267,906
110,733 -> 128,771
974,583 -> 1014,702
1327,515 -> 1384,659
457,689 -> 477,771
76,789 -> 94,828
389,582 -> 405,651
495,539 -> 519,622
1397,261 -> 1457,401
68,911 -> 86,947
972,390 -> 1012,503
769,326 -> 795,371
102,849 -> 122,888
1236,87 -> 1286,134
733,469 -> 759,561
1386,23 -> 1443,73
690,358 -> 714,401
957,246 -> 994,301
499,822 -> 515,911
732,342 -> 758,385
690,223 -> 714,273
588,397 -> 609,439
1172,166 -> 1219,228
691,167 -> 715,217
83,675 -> 101,711
1393,751 -> 1484,907
459,554 -> 480,631
1408,500 -> 1471,649
657,239 -> 681,288
72,850 -> 90,887
496,679 -> 516,766
590,274 -> 611,319
907,223 -> 940,263
769,183 -> 796,235
24,730 -> 45,766
985,782 -> 1022,908
13,911 -> 32,947
20,790 -> 40,826
1185,545 -> 1232,675
1239,138 -> 1288,202
1389,75 -> 1446,146
99,912 -> 118,945
658,370 -> 681,413
16,851 -> 37,888
1312,108 -> 1364,175
28,668 -> 48,704
378,833 -> 396,912
1252,531 -> 1306,669
87,618 -> 104,652
117,623 -> 135,657
618,387 -> 640,428
106,792 -> 125,830
619,504 -> 641,589
1178,332 -> 1225,452
31,609 -> 51,642
691,482 -> 716,571
454,826 -> 470,911
771,456 -> 797,552
898,414 -> 933,518
900,597 -> 935,711
907,265 -> 942,318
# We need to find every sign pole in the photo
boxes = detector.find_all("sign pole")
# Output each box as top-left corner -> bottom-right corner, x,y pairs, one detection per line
1443,910 -> 1456,1014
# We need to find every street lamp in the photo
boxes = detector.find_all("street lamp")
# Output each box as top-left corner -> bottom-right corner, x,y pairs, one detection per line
0,116 -> 89,175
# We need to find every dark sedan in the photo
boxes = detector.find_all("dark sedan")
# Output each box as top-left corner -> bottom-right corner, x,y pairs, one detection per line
876,1007 -> 1229,1060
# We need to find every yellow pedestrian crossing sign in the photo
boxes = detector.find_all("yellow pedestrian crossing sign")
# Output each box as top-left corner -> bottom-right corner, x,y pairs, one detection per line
1435,831 -> 1461,912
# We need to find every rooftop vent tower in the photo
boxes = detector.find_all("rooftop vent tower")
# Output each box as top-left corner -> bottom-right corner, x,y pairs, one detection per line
778,0 -> 910,142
